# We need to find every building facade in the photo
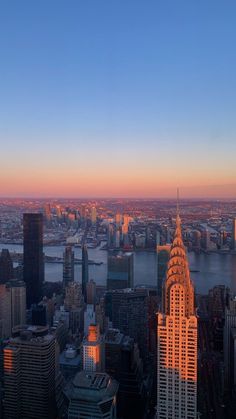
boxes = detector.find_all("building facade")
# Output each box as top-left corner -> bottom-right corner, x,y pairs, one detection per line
0,249 -> 14,284
23,213 -> 44,308
232,218 -> 236,250
224,296 -> 236,388
3,325 -> 61,419
157,214 -> 198,419
104,288 -> 149,366
82,244 -> 89,302
0,280 -> 26,338
107,252 -> 134,290
63,245 -> 75,287
82,324 -> 102,372
65,371 -> 118,419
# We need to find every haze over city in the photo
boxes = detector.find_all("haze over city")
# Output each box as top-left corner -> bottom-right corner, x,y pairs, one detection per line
1,0 -> 236,198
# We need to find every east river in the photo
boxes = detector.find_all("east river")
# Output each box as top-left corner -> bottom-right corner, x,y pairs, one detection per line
1,243 -> 236,294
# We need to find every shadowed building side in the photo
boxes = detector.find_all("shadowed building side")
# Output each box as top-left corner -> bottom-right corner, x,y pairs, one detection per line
0,249 -> 14,284
82,244 -> 89,303
156,245 -> 171,300
23,213 -> 44,308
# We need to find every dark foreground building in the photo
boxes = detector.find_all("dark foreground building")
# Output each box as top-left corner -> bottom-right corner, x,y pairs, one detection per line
82,244 -> 89,302
105,328 -> 146,419
64,371 -> 119,418
105,288 -> 149,367
0,249 -> 14,284
3,325 -> 63,419
23,213 -> 44,307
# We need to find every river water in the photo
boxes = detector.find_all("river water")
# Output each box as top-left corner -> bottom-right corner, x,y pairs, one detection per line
1,243 -> 236,295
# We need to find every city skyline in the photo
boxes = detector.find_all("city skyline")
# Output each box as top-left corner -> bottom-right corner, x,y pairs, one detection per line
1,1 -> 236,198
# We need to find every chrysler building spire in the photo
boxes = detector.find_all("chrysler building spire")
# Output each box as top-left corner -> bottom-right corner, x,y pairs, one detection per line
163,202 -> 195,317
156,197 -> 198,419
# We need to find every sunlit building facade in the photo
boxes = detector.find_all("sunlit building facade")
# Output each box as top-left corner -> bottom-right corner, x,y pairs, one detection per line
82,324 -> 102,372
157,214 -> 197,419
91,206 -> 97,224
3,326 -> 61,419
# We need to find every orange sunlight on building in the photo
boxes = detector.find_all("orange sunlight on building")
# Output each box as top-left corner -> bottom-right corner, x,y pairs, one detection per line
3,348 -> 14,373
83,324 -> 102,372
157,213 -> 198,419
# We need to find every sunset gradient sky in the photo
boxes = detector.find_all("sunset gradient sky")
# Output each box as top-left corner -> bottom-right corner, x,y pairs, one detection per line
0,0 -> 236,198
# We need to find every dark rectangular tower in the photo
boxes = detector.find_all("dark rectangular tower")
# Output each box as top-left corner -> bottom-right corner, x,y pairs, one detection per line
0,249 -> 14,284
107,251 -> 134,290
23,213 -> 44,308
63,245 -> 74,287
82,244 -> 89,302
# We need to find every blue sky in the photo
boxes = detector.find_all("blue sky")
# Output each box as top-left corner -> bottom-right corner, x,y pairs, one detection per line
0,0 -> 236,197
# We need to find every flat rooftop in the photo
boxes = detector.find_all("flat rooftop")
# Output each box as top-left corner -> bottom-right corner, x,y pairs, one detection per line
65,371 -> 119,402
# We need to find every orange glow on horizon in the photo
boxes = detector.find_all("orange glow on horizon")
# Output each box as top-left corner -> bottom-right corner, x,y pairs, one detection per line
1,163 -> 236,198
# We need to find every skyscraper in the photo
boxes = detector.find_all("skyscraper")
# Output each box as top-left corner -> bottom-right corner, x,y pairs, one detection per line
23,213 -> 44,308
105,328 -> 146,419
80,204 -> 87,222
82,244 -> 89,302
84,304 -> 96,336
3,325 -> 62,419
0,249 -> 14,284
82,324 -> 102,372
44,203 -> 51,224
108,223 -> 116,248
107,251 -> 134,290
91,206 -> 97,224
201,228 -> 211,251
115,213 -> 122,227
157,213 -> 197,419
232,218 -> 236,250
224,296 -> 236,388
0,280 -> 26,338
64,282 -> 83,311
86,279 -> 96,305
0,283 -> 11,338
63,245 -> 74,287
6,280 -> 26,329
105,288 -> 149,366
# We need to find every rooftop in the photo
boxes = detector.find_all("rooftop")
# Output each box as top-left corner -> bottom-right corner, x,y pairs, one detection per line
65,371 -> 119,402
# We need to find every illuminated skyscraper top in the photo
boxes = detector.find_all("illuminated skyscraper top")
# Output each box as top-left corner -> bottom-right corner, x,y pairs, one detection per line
163,210 -> 195,317
157,203 -> 197,419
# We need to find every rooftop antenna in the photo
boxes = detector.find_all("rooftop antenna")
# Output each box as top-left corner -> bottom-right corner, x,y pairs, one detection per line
177,188 -> 179,214
176,188 -> 181,225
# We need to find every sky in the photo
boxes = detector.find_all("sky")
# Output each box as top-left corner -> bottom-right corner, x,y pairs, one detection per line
0,0 -> 236,198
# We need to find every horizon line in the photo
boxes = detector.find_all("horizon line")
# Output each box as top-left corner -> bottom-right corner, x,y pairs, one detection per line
0,195 -> 236,201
